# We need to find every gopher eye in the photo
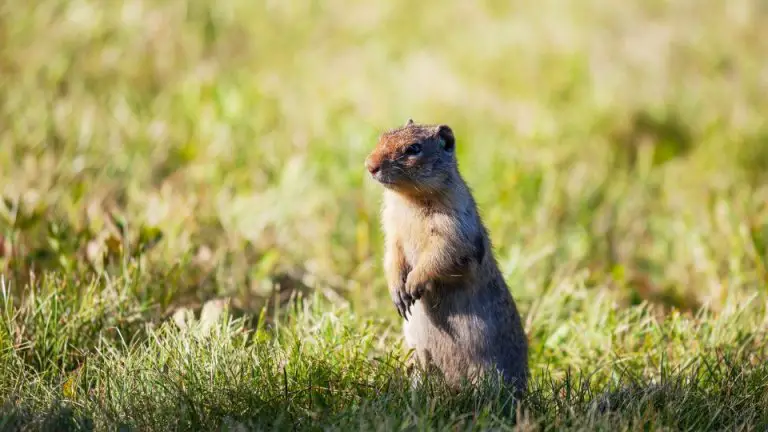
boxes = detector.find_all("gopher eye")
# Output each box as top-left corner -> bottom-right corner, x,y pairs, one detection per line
404,143 -> 422,156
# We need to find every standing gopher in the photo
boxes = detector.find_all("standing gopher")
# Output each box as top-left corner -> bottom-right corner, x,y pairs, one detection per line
365,119 -> 529,393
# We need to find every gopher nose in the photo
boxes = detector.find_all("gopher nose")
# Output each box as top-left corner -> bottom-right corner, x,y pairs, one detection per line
365,158 -> 381,175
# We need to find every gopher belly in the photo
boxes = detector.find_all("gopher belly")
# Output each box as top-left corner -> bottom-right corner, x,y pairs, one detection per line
402,287 -> 528,391
403,300 -> 488,384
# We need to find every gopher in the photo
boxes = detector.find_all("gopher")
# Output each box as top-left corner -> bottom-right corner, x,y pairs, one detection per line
365,119 -> 529,394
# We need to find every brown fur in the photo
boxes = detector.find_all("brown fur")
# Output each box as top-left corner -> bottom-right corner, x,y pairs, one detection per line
365,120 -> 529,393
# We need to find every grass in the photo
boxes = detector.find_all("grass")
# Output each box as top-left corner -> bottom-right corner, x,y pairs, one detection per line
1,0 -> 768,430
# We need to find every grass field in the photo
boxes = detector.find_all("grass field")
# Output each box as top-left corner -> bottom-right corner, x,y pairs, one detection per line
1,0 -> 768,430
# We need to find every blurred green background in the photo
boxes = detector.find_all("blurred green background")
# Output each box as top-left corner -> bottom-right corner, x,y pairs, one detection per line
3,0 -> 766,315
0,0 -> 767,428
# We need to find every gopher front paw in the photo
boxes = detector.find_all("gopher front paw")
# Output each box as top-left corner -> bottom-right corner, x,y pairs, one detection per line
405,272 -> 433,304
391,283 -> 413,320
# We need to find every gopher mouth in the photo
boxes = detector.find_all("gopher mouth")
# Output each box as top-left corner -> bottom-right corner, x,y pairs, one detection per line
372,172 -> 396,185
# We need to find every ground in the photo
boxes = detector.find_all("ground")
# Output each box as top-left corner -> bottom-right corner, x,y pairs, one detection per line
1,0 -> 767,430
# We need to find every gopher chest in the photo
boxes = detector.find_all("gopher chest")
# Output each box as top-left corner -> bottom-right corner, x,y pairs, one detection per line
385,204 -> 433,266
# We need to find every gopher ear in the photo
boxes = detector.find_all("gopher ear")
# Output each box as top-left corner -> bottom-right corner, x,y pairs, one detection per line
405,118 -> 414,127
436,125 -> 455,152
